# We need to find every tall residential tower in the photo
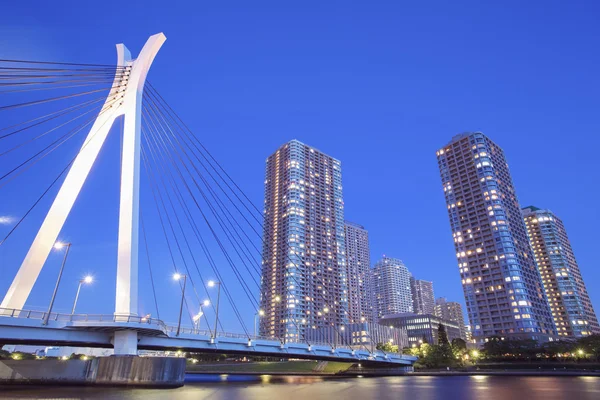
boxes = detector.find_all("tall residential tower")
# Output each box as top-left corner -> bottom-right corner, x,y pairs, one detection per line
522,206 -> 600,337
411,278 -> 435,315
436,132 -> 555,343
372,256 -> 413,319
260,140 -> 347,340
435,297 -> 468,341
345,221 -> 373,323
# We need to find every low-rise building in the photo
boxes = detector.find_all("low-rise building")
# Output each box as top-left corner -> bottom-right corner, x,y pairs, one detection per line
305,322 -> 408,351
379,313 -> 462,346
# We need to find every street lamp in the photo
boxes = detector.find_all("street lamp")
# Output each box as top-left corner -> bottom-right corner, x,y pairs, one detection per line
254,309 -> 265,337
71,275 -> 93,314
173,273 -> 187,336
193,300 -> 210,331
208,280 -> 221,339
43,242 -> 72,325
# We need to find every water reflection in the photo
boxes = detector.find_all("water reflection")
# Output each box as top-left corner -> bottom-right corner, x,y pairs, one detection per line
1,375 -> 599,400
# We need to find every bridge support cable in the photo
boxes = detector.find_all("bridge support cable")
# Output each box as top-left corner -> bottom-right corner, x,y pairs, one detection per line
142,102 -> 323,345
143,97 -> 262,292
140,147 -> 197,328
144,92 -> 264,277
0,96 -> 122,160
141,138 -> 219,331
140,92 -> 337,347
0,92 -> 127,247
0,94 -> 124,188
141,100 -> 272,325
141,119 -> 237,334
140,213 -> 160,321
141,116 -> 243,335
142,89 -> 321,345
0,96 -> 111,140
141,106 -> 263,338
140,140 -> 216,334
141,109 -> 253,337
143,85 -> 370,352
143,94 -> 318,345
0,85 -> 130,112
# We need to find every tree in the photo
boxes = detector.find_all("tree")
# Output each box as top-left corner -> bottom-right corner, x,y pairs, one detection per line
437,324 -> 454,363
451,338 -> 468,362
452,338 -> 467,351
577,334 -> 600,361
9,352 -> 35,360
376,342 -> 399,353
482,336 -> 511,359
438,323 -> 450,346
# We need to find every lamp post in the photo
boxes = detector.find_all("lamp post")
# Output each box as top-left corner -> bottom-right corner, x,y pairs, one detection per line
43,242 -> 72,325
71,275 -> 93,314
208,280 -> 221,339
173,273 -> 187,336
193,299 -> 210,332
254,309 -> 265,337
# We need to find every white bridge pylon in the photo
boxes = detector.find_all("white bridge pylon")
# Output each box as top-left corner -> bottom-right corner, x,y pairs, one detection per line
0,33 -> 166,354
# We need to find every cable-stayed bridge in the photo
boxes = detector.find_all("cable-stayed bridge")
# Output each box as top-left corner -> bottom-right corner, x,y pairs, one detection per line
0,33 -> 415,367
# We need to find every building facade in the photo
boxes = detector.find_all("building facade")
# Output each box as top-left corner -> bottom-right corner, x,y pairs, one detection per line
436,132 -> 556,343
372,256 -> 413,319
305,322 -> 408,351
260,140 -> 348,340
522,206 -> 600,337
380,313 -> 462,346
345,221 -> 373,323
434,297 -> 467,340
411,278 -> 435,315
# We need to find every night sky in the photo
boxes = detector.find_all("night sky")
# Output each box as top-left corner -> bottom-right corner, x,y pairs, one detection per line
1,1 -> 599,331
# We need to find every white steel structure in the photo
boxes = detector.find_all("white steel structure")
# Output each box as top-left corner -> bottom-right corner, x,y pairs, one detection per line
0,33 -> 166,354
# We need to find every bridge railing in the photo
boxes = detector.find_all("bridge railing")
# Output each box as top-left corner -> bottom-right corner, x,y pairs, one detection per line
0,307 -> 167,330
163,324 -> 362,350
1,307 -> 370,352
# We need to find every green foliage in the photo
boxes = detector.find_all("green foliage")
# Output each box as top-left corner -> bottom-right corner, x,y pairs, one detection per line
376,342 -> 399,353
9,351 -> 36,360
0,350 -> 10,360
451,338 -> 467,351
577,334 -> 600,360
479,334 -> 600,362
438,323 -> 450,346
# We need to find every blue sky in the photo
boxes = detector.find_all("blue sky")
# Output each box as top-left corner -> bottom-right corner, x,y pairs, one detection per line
0,1 -> 599,332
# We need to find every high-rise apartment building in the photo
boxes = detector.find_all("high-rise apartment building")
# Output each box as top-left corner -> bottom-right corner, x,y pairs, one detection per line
522,206 -> 600,337
435,297 -> 468,340
260,140 -> 348,340
411,278 -> 435,315
372,256 -> 413,319
345,221 -> 373,323
436,132 -> 556,343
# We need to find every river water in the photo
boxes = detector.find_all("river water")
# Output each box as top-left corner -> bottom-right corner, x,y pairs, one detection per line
1,374 -> 600,399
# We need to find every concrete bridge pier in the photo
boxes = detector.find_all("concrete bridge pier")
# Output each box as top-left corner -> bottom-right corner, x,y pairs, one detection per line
0,356 -> 186,388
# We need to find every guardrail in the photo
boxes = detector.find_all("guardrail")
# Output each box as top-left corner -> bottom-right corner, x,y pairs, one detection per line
162,325 -> 354,348
0,307 -> 375,354
0,307 -> 167,330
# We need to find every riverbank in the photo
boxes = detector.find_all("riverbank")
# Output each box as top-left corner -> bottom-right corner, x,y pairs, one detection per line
411,370 -> 600,377
186,361 -> 353,375
185,361 -> 600,377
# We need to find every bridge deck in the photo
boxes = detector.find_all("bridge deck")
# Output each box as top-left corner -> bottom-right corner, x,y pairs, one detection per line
0,309 -> 416,366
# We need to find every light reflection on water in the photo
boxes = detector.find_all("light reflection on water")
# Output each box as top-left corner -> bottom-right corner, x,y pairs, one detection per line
0,375 -> 599,400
